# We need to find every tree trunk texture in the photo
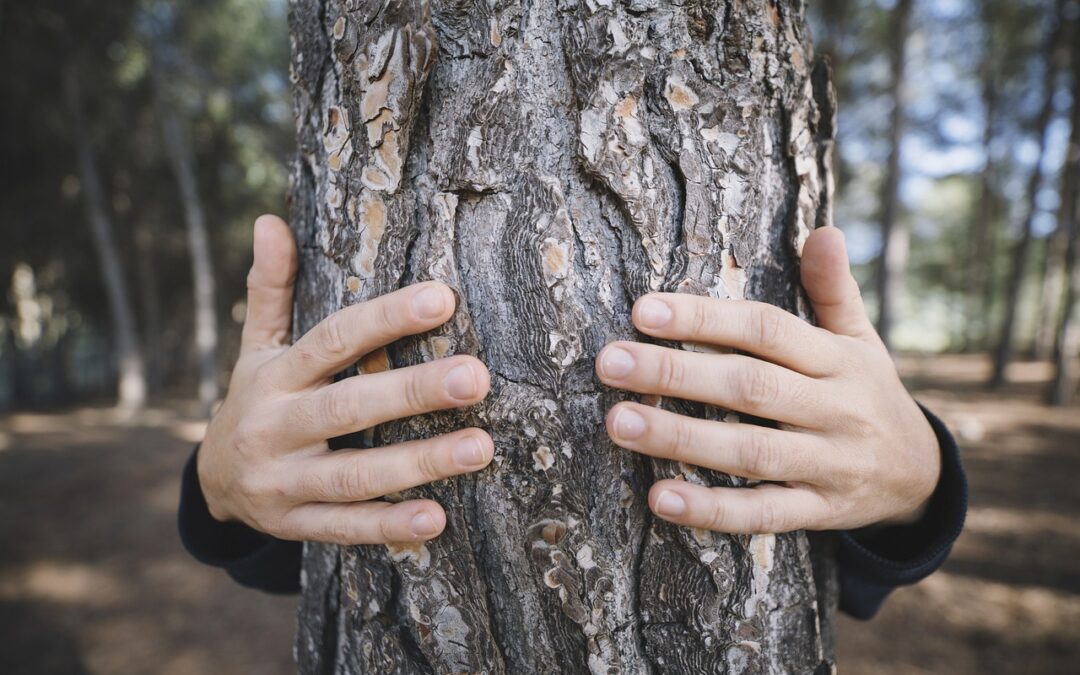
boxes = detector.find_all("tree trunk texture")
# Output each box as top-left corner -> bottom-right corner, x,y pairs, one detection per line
990,0 -> 1065,386
154,70 -> 221,412
63,64 -> 147,412
873,0 -> 912,351
288,0 -> 837,672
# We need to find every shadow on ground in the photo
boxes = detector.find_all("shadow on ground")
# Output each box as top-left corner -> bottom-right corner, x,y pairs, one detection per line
836,354 -> 1080,674
1,354 -> 1077,673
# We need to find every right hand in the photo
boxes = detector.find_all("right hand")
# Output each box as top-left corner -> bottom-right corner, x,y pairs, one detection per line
197,215 -> 493,545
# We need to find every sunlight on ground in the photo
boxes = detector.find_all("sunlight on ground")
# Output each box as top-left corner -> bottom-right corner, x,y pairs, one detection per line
0,354 -> 1077,673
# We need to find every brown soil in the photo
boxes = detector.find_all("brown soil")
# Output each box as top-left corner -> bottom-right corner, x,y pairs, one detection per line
1,354 -> 1077,674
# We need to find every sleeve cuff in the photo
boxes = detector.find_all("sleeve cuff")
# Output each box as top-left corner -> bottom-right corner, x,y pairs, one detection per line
837,403 -> 968,619
178,446 -> 302,594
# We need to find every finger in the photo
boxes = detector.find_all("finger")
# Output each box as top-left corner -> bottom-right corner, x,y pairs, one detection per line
648,481 -> 831,534
596,342 -> 826,428
279,499 -> 448,545
800,227 -> 876,341
605,402 -> 827,483
291,429 -> 493,503
630,294 -> 839,377
281,355 -> 490,444
268,281 -> 457,390
241,215 -> 299,351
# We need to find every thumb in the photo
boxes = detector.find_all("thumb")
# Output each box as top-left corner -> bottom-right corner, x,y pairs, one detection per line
241,214 -> 298,351
800,227 -> 875,340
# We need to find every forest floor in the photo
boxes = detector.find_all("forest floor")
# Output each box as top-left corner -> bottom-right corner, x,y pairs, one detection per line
0,353 -> 1077,674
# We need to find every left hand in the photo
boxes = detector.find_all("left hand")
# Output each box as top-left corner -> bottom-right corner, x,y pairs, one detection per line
595,227 -> 940,534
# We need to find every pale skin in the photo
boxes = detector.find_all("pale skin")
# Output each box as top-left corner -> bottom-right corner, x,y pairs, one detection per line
198,214 -> 940,545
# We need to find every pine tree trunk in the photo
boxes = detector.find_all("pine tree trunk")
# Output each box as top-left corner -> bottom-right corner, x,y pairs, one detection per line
288,0 -> 837,671
1050,25 -> 1080,406
64,64 -> 147,412
990,0 -> 1066,386
154,73 -> 221,412
873,0 -> 912,351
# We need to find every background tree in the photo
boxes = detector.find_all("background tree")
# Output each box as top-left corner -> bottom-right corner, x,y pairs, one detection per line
991,0 -> 1068,386
289,0 -> 837,671
873,0 -> 913,350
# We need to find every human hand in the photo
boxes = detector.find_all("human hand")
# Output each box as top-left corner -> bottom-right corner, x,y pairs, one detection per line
596,227 -> 940,534
197,215 -> 493,545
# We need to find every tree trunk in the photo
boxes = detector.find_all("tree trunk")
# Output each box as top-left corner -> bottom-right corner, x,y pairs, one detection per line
154,72 -> 221,412
964,8 -> 1002,353
289,0 -> 837,672
63,64 -> 147,412
134,215 -> 165,394
990,0 -> 1066,386
1050,25 -> 1080,406
873,0 -> 912,351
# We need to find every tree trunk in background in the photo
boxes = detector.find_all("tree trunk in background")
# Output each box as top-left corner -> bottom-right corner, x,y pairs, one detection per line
967,37 -> 997,352
155,77 -> 220,412
874,0 -> 912,351
990,0 -> 1065,386
63,65 -> 146,412
290,0 -> 837,671
1050,27 -> 1080,406
1036,16 -> 1080,362
134,215 -> 164,393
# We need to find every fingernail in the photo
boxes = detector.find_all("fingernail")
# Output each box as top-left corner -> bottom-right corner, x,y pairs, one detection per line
600,347 -> 636,379
637,298 -> 673,329
444,363 -> 478,399
412,286 -> 448,319
452,437 -> 487,468
613,407 -> 647,440
655,490 -> 686,517
410,512 -> 439,537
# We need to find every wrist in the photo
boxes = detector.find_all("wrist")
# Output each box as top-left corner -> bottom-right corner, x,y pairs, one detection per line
195,444 -> 236,524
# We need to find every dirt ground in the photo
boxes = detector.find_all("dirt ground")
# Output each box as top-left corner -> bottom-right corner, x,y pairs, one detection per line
1,354 -> 1077,674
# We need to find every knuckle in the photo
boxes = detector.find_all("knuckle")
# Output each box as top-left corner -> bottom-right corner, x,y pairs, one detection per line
314,313 -> 351,361
320,386 -> 358,430
378,513 -> 399,543
327,517 -> 354,545
756,499 -> 783,533
690,300 -> 716,337
657,351 -> 688,393
334,461 -> 377,500
404,370 -> 432,414
294,469 -> 331,501
738,364 -> 778,409
376,296 -> 402,336
666,418 -> 694,463
743,427 -> 780,478
706,494 -> 728,532
416,446 -> 445,483
750,304 -> 787,351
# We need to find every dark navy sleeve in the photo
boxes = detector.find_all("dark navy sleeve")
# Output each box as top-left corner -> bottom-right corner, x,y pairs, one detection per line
836,404 -> 967,619
178,447 -> 302,594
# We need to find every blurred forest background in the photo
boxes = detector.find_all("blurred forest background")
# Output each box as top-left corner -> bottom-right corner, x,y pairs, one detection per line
1,0 -> 1078,673
2,0 -> 1080,411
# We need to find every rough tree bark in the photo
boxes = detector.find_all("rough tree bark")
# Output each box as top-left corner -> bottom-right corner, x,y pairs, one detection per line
873,0 -> 912,352
289,0 -> 837,672
64,64 -> 147,411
